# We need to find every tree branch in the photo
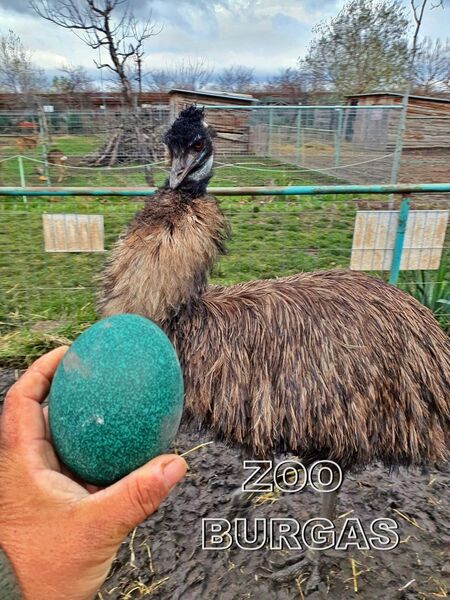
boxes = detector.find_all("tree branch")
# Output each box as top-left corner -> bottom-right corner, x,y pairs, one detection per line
31,0 -> 160,105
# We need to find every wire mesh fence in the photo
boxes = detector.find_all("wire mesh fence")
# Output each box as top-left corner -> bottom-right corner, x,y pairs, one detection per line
0,104 -> 407,189
243,105 -> 401,184
1,103 -> 448,192
1,188 -> 449,338
1,103 -> 448,189
0,104 -> 449,356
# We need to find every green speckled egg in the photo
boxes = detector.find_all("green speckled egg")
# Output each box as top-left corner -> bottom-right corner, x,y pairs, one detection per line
49,314 -> 184,486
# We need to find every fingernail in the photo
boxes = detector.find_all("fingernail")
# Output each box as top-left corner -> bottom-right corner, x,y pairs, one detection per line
163,457 -> 187,490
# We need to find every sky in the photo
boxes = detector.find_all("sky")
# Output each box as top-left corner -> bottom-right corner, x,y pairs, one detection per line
0,0 -> 448,85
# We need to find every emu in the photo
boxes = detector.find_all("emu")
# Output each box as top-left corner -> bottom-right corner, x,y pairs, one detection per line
98,106 -> 449,588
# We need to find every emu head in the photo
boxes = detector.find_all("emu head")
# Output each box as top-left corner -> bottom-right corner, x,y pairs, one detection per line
163,105 -> 215,191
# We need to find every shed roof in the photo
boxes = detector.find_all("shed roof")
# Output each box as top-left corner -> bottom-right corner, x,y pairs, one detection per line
168,88 -> 257,103
345,92 -> 450,104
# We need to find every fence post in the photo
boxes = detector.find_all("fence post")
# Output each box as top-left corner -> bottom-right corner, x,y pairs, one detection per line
268,108 -> 273,156
17,155 -> 27,204
295,109 -> 302,165
334,108 -> 343,167
38,111 -> 51,185
388,195 -> 410,286
389,90 -> 410,209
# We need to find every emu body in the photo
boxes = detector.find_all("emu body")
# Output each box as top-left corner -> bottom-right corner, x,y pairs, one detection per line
98,189 -> 449,471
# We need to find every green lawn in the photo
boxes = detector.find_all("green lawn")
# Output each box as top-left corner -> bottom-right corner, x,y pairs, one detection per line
1,135 -> 448,365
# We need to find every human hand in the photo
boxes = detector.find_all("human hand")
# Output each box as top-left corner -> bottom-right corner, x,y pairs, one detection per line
0,346 -> 187,600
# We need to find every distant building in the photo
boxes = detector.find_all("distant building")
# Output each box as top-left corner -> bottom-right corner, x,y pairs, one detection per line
169,89 -> 257,155
344,92 -> 450,183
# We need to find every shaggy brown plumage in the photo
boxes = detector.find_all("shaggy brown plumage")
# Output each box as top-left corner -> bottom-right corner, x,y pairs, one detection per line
98,188 -> 450,471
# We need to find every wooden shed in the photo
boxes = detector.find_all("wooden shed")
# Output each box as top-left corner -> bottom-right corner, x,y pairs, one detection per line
344,92 -> 450,183
168,89 -> 257,155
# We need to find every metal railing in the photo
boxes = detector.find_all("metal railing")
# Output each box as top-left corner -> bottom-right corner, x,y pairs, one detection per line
1,182 -> 449,196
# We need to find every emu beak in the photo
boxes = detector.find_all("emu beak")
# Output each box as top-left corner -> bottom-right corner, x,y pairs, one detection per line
169,155 -> 196,189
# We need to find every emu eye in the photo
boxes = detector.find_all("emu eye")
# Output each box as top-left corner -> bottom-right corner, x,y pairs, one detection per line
193,141 -> 204,152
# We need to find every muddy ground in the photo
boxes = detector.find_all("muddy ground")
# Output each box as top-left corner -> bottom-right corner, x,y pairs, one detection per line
1,369 -> 448,600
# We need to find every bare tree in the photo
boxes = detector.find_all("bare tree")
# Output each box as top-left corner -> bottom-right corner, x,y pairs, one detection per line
0,30 -> 47,102
147,68 -> 172,91
407,0 -> 444,68
31,0 -> 162,175
30,0 -> 159,107
403,0 -> 445,88
51,64 -> 95,93
216,65 -> 254,92
299,0 -> 410,99
265,67 -> 307,104
414,36 -> 450,94
146,58 -> 214,91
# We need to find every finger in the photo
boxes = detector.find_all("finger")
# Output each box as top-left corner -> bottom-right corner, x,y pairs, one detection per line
1,346 -> 68,447
12,346 -> 69,404
5,346 -> 68,409
85,454 -> 187,539
34,438 -> 61,471
59,464 -> 102,494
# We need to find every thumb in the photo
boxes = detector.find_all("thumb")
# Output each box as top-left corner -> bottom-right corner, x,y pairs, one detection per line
86,454 -> 187,540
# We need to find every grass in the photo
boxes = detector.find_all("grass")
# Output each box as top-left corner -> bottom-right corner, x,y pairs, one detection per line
1,134 -> 448,366
401,264 -> 450,332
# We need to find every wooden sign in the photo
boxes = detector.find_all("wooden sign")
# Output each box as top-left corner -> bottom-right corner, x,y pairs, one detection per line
351,210 -> 448,271
43,214 -> 104,252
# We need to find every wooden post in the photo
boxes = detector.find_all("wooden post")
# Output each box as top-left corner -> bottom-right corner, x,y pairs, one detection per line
38,111 -> 51,186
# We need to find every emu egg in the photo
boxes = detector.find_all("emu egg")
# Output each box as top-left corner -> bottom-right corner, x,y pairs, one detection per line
49,314 -> 184,486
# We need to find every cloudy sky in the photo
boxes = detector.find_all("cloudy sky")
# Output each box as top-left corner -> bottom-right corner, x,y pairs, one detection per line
0,0 -> 448,83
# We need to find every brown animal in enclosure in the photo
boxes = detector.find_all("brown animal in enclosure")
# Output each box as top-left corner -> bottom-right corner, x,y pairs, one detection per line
98,106 -> 449,587
36,149 -> 68,183
47,149 -> 67,183
15,134 -> 39,152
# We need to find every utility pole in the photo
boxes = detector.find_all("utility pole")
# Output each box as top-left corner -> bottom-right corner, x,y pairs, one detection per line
136,54 -> 143,95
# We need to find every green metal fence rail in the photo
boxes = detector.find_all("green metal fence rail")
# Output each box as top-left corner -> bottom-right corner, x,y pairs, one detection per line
1,183 -> 450,196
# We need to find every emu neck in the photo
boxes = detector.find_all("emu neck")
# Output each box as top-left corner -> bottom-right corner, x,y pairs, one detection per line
99,189 -> 228,325
164,173 -> 212,200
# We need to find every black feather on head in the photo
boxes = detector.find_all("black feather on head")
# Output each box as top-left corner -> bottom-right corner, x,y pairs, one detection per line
179,105 -> 205,123
163,105 -> 208,151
